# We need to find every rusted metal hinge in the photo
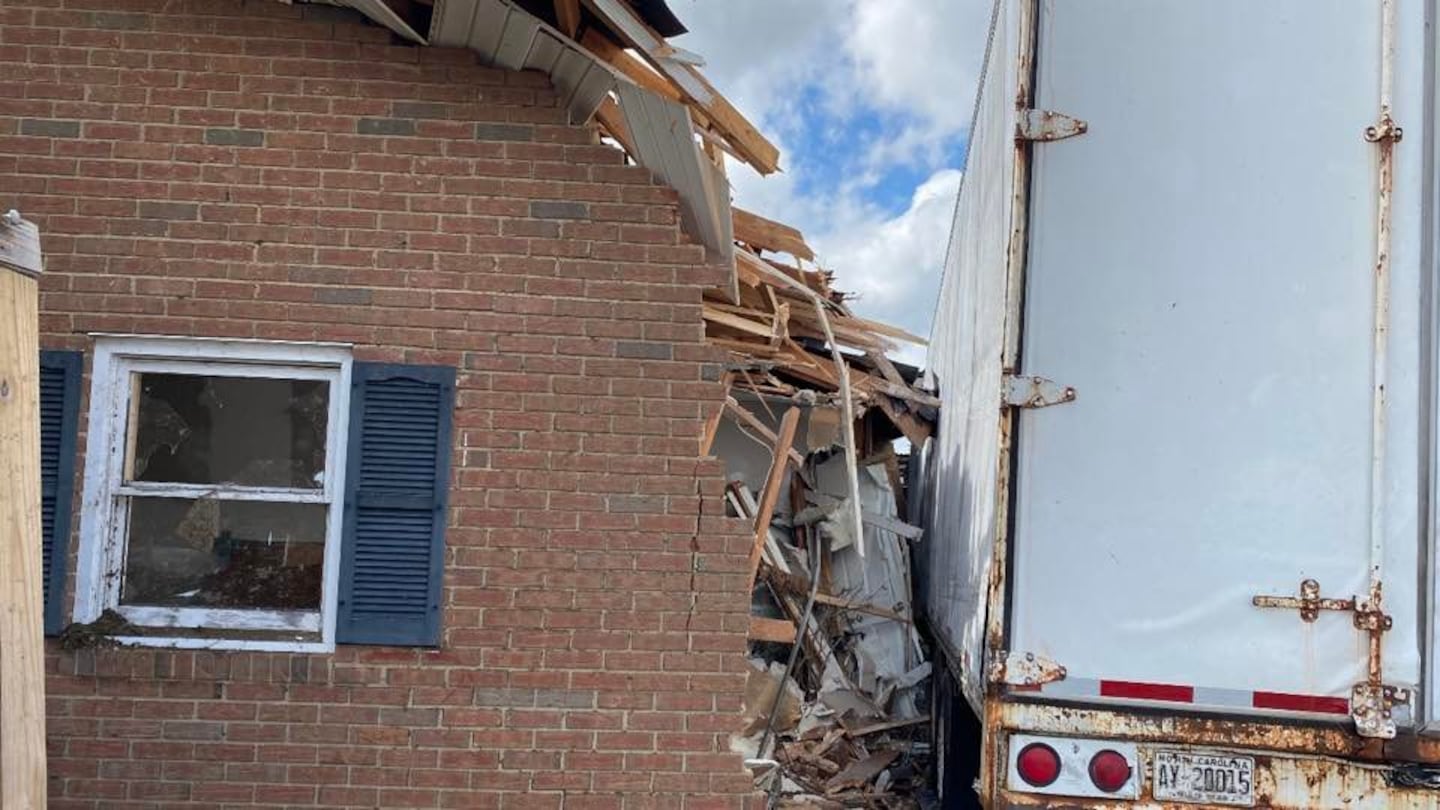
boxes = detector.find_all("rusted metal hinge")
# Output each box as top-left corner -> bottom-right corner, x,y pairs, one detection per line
989,650 -> 1067,687
1003,374 -> 1076,409
1364,114 -> 1403,144
1252,577 -> 1354,621
1017,109 -> 1088,142
1253,579 -> 1410,738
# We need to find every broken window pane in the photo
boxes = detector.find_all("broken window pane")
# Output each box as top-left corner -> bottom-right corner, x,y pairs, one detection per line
130,373 -> 329,489
121,497 -> 327,610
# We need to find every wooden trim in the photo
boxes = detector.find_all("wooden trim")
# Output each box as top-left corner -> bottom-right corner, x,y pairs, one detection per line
72,338 -> 352,653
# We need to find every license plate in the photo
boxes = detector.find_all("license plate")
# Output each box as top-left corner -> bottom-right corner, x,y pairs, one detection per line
1153,750 -> 1255,807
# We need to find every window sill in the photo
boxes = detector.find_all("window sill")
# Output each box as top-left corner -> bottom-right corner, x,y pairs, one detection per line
105,634 -> 334,654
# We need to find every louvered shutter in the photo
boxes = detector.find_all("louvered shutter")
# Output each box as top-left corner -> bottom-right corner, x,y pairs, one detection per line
336,363 -> 456,646
39,350 -> 82,636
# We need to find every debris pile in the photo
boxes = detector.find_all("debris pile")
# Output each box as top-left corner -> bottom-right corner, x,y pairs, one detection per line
699,220 -> 940,806
570,6 -> 942,801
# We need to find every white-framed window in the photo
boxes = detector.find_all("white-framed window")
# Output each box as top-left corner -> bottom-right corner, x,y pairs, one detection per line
74,336 -> 352,653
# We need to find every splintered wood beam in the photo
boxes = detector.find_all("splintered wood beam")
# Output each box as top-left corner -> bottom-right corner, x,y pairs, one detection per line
846,314 -> 928,346
580,29 -> 683,103
553,0 -> 581,37
868,351 -> 909,389
747,407 -> 801,587
593,95 -> 638,158
703,305 -> 775,339
733,207 -> 814,262
581,0 -> 780,174
748,615 -> 797,644
875,395 -> 932,447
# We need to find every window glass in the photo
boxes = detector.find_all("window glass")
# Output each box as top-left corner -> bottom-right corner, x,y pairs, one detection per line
121,497 -> 327,610
130,373 -> 329,489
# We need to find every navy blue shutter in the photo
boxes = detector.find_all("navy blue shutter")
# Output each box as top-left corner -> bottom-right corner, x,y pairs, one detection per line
336,363 -> 456,646
39,350 -> 82,636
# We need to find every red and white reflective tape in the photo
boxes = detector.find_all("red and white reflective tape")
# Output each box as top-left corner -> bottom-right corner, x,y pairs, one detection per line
1013,677 -> 1351,717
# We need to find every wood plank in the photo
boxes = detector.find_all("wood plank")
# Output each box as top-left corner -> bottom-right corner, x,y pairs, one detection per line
553,0 -> 581,36
703,304 -> 775,339
580,0 -> 780,174
762,568 -> 910,624
825,749 -> 900,792
0,214 -> 42,278
580,29 -> 684,103
748,615 -> 796,644
733,206 -> 814,261
844,314 -> 928,346
746,407 -> 801,586
0,264 -> 47,808
884,453 -> 907,524
868,351 -> 908,389
874,396 -> 932,447
708,338 -> 780,357
593,95 -> 637,157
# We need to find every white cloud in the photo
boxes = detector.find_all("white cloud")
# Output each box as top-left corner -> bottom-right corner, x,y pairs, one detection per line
813,169 -> 962,366
675,0 -> 990,170
668,1 -> 992,365
843,1 -> 988,140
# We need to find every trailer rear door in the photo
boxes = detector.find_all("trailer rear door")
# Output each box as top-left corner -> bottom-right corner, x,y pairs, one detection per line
1010,0 -> 1426,720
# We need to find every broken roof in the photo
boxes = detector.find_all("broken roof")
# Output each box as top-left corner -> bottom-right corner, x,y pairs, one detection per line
281,0 -> 937,440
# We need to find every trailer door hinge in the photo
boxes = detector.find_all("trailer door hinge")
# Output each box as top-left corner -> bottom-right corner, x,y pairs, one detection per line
990,650 -> 1067,687
1003,375 -> 1076,409
1018,109 -> 1088,142
1254,578 -> 1410,739
1353,682 -> 1410,740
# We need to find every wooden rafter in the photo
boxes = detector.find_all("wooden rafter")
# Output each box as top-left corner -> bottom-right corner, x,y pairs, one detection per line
581,0 -> 780,174
553,0 -> 581,37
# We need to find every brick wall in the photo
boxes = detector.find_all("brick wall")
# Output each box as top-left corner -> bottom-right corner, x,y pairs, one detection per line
0,1 -> 759,806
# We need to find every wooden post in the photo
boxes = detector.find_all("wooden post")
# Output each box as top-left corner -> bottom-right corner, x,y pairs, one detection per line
0,210 -> 46,809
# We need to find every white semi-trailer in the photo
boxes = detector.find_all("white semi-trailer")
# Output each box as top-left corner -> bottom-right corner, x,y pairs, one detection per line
919,0 -> 1440,806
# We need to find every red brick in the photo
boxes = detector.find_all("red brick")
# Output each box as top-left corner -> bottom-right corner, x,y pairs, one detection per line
18,1 -> 756,806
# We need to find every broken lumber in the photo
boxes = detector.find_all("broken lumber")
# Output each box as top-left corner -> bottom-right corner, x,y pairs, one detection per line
748,616 -> 797,644
746,407 -> 801,586
580,0 -> 780,174
733,207 -> 814,262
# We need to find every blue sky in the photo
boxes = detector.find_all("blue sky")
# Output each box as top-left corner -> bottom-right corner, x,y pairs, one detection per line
672,0 -> 992,365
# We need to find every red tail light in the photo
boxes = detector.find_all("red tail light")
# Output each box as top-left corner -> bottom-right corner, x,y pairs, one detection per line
1088,749 -> 1132,793
1016,743 -> 1062,787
